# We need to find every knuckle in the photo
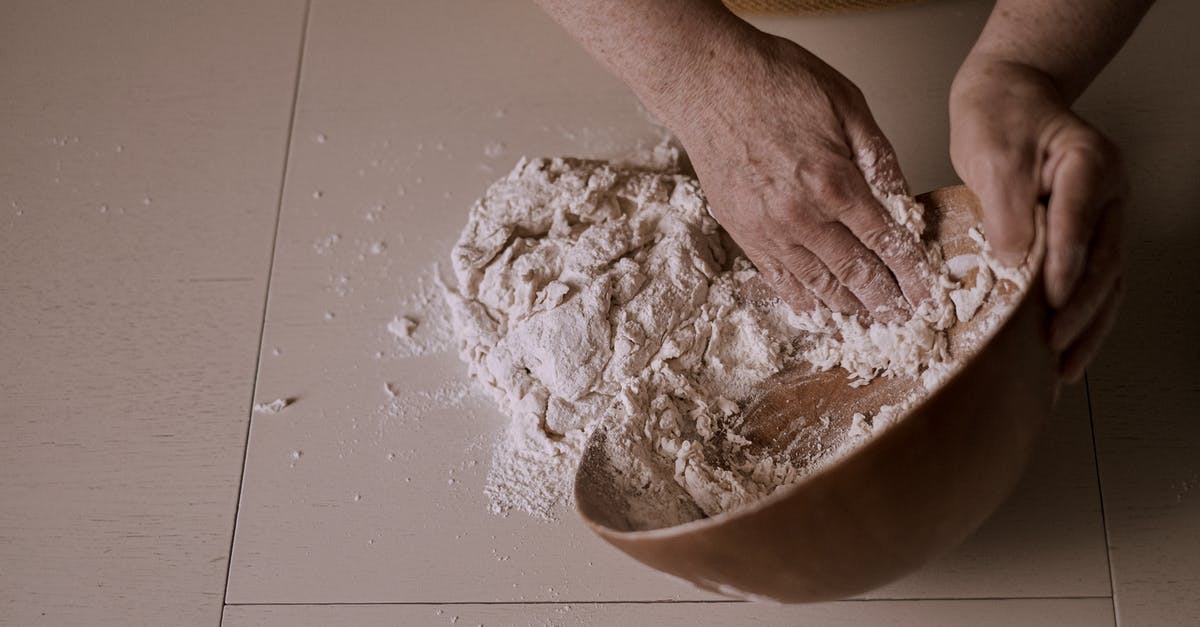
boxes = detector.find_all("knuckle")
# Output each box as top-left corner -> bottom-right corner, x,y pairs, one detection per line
857,222 -> 896,254
1064,129 -> 1119,173
762,201 -> 805,231
790,256 -> 837,296
1069,143 -> 1108,173
828,254 -> 872,290
801,168 -> 850,208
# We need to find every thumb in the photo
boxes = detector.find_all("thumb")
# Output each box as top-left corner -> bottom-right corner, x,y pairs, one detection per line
956,147 -> 1040,267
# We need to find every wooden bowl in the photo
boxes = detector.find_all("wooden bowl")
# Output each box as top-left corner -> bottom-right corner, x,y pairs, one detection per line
573,185 -> 1056,602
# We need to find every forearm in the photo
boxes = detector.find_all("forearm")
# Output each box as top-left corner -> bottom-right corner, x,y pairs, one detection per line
533,0 -> 758,121
961,0 -> 1155,102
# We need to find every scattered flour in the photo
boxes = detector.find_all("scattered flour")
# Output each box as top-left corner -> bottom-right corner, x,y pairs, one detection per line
445,156 -> 1023,526
483,141 -> 506,158
253,398 -> 294,414
378,377 -> 476,424
313,233 -> 341,255
387,315 -> 417,338
387,268 -> 456,358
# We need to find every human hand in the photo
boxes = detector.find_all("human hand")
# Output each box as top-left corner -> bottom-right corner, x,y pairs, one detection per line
950,58 -> 1127,382
659,34 -> 940,321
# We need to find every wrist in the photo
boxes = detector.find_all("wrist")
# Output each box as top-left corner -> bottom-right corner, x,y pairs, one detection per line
951,53 -> 1066,111
654,32 -> 840,157
955,53 -> 1070,104
633,20 -> 776,137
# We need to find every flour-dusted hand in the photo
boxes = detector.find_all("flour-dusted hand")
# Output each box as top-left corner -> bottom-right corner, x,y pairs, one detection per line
534,0 -> 937,322
666,35 -> 938,321
948,0 -> 1153,382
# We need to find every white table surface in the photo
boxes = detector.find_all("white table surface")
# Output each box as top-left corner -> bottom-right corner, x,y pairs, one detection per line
3,1 -> 1197,625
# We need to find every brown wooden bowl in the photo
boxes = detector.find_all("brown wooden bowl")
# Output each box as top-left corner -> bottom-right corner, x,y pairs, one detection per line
573,185 -> 1056,602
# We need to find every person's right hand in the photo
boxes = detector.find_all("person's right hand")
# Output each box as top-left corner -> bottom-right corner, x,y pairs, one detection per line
660,33 -> 940,321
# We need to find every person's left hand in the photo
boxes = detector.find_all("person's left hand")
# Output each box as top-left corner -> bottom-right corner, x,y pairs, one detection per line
950,58 -> 1128,382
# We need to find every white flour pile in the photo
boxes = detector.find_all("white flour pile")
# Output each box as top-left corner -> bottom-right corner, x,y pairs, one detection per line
445,156 -> 1024,526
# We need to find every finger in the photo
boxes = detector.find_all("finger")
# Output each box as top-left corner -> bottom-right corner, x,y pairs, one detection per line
776,244 -> 869,317
841,113 -> 947,309
1058,277 -> 1123,383
951,124 -> 1040,267
1049,199 -> 1123,351
846,124 -> 911,199
838,89 -> 909,195
1043,132 -> 1124,308
803,222 -> 908,322
837,182 -> 936,308
752,252 -> 821,314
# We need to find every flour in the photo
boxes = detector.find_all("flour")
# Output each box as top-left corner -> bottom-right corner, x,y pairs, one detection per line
387,315 -> 417,338
388,269 -> 456,358
253,398 -> 294,414
446,156 -> 1019,526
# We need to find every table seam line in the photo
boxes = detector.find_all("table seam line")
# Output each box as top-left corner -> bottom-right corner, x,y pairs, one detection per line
1084,371 -> 1120,627
219,0 -> 313,618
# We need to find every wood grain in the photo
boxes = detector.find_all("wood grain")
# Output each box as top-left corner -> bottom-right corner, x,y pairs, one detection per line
0,1 -> 306,625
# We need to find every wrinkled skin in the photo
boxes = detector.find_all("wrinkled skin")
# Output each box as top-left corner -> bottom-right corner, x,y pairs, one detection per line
951,59 -> 1127,381
535,0 -> 1144,383
671,38 -> 1128,382
668,36 -> 937,323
